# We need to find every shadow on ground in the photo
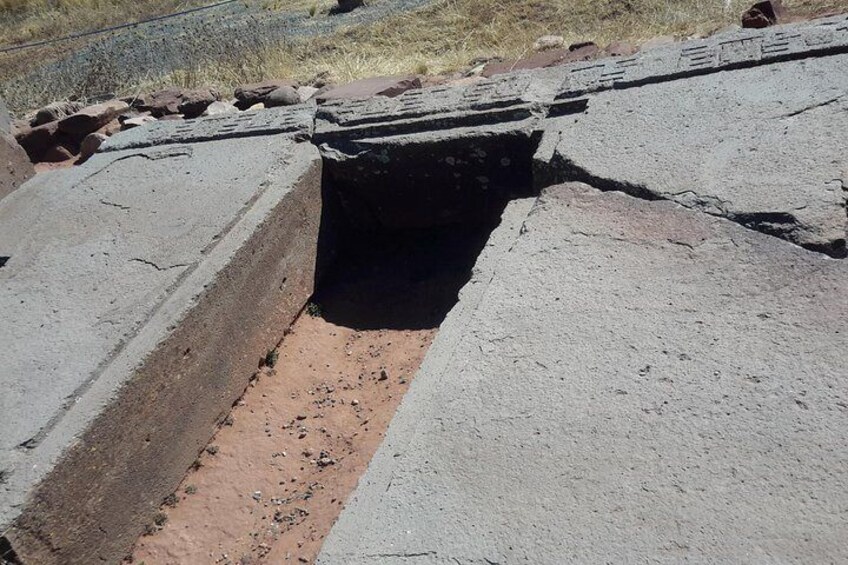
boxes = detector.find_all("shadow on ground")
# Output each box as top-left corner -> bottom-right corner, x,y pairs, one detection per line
313,218 -> 502,331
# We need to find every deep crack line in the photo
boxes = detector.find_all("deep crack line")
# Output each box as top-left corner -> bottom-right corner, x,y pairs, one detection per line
130,258 -> 190,271
777,94 -> 846,119
540,156 -> 847,259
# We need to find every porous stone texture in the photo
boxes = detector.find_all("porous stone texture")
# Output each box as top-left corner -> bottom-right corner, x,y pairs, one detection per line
318,183 -> 848,564
536,54 -> 848,256
265,85 -> 302,107
58,99 -> 129,138
316,76 -> 422,102
201,100 -> 239,117
234,79 -> 299,109
0,135 -> 323,564
482,42 -> 599,77
78,132 -> 107,161
1,132 -> 34,200
0,96 -> 34,200
32,101 -> 84,127
176,87 -> 221,118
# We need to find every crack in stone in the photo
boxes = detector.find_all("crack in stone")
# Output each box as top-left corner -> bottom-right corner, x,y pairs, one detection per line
544,155 -> 847,258
129,258 -> 189,271
99,199 -> 130,211
366,551 -> 438,559
776,94 -> 846,119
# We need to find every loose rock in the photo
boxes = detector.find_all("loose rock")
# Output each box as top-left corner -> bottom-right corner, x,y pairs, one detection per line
641,35 -> 676,50
333,0 -> 364,13
604,40 -> 639,57
177,88 -> 221,118
133,88 -> 183,117
41,144 -> 75,163
32,101 -> 84,127
14,121 -> 61,162
296,86 -> 320,102
533,35 -> 565,52
264,86 -> 301,108
201,101 -> 238,117
79,132 -> 107,161
316,76 -> 421,102
742,0 -> 786,28
482,42 -> 599,77
0,131 -> 34,200
122,115 -> 158,129
58,100 -> 128,138
234,80 -> 298,109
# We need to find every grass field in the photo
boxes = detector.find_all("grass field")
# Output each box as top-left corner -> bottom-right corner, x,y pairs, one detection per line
1,0 -> 847,114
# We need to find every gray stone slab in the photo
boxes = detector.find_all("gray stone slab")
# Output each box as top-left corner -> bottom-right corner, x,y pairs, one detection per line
101,104 -> 315,152
554,14 -> 848,102
536,53 -> 848,257
314,15 -> 848,142
318,183 -> 848,564
0,135 -> 322,564
315,72 -> 560,141
0,132 -> 34,201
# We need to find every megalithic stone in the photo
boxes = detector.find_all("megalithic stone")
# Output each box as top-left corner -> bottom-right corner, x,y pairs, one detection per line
0,96 -> 34,201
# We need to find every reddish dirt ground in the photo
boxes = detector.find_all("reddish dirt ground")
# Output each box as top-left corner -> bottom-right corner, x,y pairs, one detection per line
130,312 -> 434,564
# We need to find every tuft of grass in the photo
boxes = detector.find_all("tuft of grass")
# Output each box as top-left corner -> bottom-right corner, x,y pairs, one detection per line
306,301 -> 322,317
263,348 -> 279,368
152,512 -> 168,526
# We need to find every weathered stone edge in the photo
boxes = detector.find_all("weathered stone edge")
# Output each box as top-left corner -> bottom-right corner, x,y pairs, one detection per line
0,143 -> 322,565
97,14 -> 848,151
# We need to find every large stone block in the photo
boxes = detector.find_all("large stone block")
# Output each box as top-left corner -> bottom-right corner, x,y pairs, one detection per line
0,131 -> 322,564
535,53 -> 848,256
1,132 -> 35,201
0,97 -> 34,201
318,183 -> 848,563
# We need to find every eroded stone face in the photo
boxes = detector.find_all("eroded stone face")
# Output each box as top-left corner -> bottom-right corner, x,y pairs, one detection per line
317,183 -> 848,564
0,97 -> 34,200
536,54 -> 848,256
0,132 -> 34,201
0,135 -> 322,564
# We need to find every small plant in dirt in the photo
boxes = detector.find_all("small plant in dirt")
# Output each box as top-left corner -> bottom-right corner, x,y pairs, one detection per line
206,444 -> 220,456
153,512 -> 168,527
263,348 -> 279,368
306,301 -> 322,317
163,493 -> 179,507
184,484 -> 198,495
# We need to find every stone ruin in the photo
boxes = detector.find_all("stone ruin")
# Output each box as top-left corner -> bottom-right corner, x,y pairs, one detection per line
1,14 -> 847,564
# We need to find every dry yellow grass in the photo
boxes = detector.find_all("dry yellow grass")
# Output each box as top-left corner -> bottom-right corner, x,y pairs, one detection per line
2,0 -> 847,113
0,0 -> 206,46
154,0 -> 848,86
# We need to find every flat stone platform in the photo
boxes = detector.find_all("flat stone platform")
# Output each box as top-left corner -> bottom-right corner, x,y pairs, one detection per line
1,132 -> 322,563
318,183 -> 848,564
